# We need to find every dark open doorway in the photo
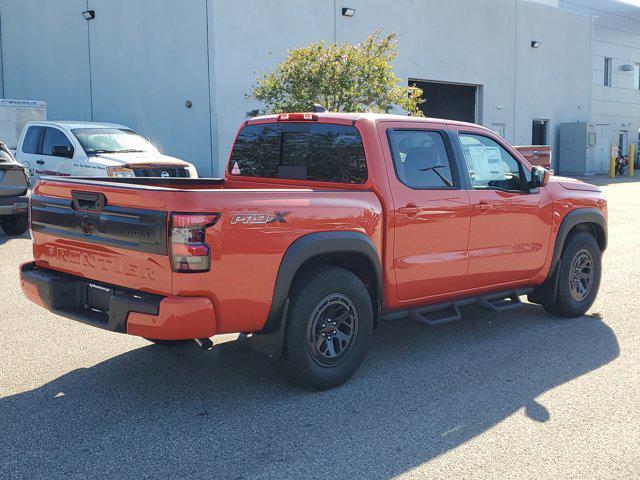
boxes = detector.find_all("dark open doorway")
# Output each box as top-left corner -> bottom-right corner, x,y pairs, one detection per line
532,120 -> 548,145
410,80 -> 477,123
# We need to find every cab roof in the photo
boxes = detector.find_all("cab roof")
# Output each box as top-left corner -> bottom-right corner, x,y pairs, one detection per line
248,112 -> 485,129
25,120 -> 129,130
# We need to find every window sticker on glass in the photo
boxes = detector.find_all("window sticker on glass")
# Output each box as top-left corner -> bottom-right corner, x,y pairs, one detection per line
485,146 -> 505,177
464,145 -> 505,181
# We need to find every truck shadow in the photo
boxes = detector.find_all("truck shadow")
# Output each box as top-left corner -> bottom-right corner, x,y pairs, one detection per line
0,305 -> 618,479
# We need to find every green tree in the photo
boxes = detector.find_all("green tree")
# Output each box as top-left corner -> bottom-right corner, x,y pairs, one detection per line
248,31 -> 425,116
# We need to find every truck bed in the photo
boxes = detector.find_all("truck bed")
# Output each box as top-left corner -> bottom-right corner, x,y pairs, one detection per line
29,175 -> 383,334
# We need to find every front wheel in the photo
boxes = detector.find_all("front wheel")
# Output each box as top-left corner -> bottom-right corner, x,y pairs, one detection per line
1,215 -> 28,236
276,266 -> 374,390
543,232 -> 602,318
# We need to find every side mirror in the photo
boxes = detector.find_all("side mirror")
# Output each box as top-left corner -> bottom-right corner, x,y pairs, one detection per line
530,166 -> 551,189
52,145 -> 74,159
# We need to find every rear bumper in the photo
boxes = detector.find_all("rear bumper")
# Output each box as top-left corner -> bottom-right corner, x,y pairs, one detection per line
0,192 -> 29,216
19,262 -> 216,340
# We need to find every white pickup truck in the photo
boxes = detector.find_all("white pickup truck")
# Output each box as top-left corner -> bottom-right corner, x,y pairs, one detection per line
15,121 -> 198,182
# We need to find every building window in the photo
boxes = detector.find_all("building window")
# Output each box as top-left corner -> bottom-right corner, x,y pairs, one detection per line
604,57 -> 612,87
634,63 -> 640,90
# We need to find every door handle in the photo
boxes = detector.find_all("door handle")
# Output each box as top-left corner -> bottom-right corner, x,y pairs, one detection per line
398,203 -> 422,216
36,160 -> 45,165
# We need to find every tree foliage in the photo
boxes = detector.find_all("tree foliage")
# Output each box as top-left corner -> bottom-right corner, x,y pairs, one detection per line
249,31 -> 425,116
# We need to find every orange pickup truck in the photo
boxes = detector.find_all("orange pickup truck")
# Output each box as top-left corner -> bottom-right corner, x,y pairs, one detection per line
20,113 -> 607,389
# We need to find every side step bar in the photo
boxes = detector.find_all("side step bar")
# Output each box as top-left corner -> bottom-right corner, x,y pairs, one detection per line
381,288 -> 533,327
477,293 -> 523,312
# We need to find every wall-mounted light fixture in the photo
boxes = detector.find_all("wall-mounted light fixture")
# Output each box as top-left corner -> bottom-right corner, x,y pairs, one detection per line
620,64 -> 633,71
342,7 -> 356,17
82,10 -> 95,20
531,41 -> 541,48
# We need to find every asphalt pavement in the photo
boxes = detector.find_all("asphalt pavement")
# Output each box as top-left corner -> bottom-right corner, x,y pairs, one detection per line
1,176 -> 638,479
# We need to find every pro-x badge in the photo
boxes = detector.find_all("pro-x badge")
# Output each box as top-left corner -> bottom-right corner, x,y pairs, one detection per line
231,211 -> 291,225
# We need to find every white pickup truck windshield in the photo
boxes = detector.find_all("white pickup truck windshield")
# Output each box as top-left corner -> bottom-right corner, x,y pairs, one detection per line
72,128 -> 155,155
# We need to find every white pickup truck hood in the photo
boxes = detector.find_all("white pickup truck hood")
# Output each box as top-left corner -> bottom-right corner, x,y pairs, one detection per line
90,151 -> 191,168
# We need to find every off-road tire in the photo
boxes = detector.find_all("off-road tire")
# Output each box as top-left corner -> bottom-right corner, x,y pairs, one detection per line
276,266 -> 373,390
543,232 -> 601,318
1,215 -> 28,236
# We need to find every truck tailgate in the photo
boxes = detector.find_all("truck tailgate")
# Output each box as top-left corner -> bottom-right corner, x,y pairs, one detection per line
31,180 -> 174,295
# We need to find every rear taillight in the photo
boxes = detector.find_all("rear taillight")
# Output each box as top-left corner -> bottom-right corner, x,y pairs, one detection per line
169,213 -> 220,273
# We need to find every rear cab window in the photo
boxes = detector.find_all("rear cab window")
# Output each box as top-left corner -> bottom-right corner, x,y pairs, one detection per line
228,122 -> 367,184
22,126 -> 44,154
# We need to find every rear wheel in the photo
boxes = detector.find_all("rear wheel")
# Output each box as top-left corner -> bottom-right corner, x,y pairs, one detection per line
276,266 -> 373,390
543,232 -> 601,318
1,215 -> 28,236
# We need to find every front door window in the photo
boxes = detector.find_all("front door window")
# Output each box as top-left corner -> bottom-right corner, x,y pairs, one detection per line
459,133 -> 530,191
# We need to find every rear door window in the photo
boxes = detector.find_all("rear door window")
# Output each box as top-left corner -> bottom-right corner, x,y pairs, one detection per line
387,129 -> 456,188
22,126 -> 44,154
229,123 -> 367,184
42,128 -> 73,156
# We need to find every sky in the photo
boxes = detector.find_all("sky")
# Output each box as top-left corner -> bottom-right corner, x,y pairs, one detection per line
619,0 -> 640,6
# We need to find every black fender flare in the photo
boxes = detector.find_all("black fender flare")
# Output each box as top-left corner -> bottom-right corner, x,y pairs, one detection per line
261,231 -> 382,333
530,207 -> 606,306
549,207 -> 607,274
248,231 -> 383,360
263,231 -> 383,333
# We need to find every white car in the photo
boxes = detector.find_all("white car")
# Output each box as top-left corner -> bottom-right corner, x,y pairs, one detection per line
15,121 -> 198,182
